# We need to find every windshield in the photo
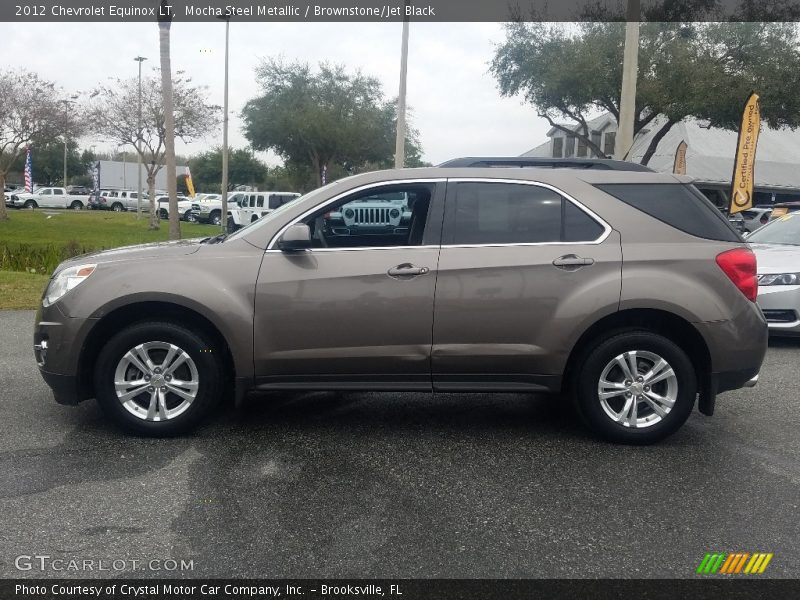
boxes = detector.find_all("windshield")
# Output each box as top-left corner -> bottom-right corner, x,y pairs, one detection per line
223,180 -> 345,243
747,213 -> 800,245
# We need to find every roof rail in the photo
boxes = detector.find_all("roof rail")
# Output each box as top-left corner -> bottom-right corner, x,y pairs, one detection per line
437,157 -> 654,172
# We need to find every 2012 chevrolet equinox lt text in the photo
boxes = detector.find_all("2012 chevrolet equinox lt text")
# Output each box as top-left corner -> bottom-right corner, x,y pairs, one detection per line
34,163 -> 768,444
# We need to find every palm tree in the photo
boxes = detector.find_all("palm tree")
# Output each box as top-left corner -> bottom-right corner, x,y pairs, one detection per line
158,0 -> 180,238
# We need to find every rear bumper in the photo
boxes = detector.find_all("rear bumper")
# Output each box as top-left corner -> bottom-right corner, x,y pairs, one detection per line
716,367 -> 761,394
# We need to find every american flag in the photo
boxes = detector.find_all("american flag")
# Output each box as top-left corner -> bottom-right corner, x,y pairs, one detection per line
24,146 -> 33,192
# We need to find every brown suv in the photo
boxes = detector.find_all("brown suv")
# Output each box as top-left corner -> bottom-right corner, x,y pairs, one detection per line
34,163 -> 768,443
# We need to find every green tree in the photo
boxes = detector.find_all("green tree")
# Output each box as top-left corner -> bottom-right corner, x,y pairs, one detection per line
88,73 -> 219,227
0,70 -> 64,220
491,22 -> 800,165
242,60 -> 421,187
188,147 -> 268,192
11,139 -> 91,186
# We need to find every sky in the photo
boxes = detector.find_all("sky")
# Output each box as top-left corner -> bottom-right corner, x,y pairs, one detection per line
0,21 -> 552,166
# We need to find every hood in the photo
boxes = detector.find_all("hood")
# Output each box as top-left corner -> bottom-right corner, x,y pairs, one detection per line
58,238 -> 207,271
750,243 -> 800,274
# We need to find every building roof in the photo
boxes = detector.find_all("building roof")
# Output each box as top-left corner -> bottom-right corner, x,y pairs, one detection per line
522,112 -> 800,191
544,113 -> 617,137
627,116 -> 800,190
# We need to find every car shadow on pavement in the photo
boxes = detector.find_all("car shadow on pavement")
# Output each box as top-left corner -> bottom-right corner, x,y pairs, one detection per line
225,390 -> 588,440
768,335 -> 800,348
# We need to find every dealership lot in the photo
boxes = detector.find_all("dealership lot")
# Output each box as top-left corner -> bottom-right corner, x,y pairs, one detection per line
1,309 -> 798,578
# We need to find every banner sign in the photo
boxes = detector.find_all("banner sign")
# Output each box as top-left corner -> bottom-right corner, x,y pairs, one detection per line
729,92 -> 761,215
673,140 -> 687,175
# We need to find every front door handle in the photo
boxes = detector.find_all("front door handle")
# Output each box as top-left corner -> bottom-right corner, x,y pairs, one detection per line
388,263 -> 429,278
552,254 -> 595,270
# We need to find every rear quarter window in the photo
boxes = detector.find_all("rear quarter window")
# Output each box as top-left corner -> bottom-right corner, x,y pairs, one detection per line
595,183 -> 741,242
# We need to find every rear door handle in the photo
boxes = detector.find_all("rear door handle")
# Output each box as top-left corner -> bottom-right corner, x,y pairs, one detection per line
388,263 -> 429,278
552,254 -> 595,270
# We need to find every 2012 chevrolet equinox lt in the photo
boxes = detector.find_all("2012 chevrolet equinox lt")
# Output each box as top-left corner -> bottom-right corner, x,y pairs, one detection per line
34,163 -> 768,444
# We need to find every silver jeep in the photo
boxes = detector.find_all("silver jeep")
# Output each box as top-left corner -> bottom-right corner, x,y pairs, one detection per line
325,191 -> 412,237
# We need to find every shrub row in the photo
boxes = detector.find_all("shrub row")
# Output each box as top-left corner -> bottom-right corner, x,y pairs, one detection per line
0,240 -> 94,275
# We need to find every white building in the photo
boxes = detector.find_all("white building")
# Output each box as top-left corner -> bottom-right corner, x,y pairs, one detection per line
521,113 -> 800,205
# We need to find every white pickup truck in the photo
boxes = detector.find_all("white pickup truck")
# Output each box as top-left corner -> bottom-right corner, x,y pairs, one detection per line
13,187 -> 89,210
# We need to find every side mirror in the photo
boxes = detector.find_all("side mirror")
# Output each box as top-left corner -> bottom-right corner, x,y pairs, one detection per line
278,223 -> 312,251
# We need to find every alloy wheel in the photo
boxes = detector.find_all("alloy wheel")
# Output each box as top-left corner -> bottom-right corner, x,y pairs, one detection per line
113,341 -> 199,422
597,350 -> 678,428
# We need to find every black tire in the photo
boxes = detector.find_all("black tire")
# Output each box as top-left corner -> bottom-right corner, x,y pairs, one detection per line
24,200 -> 37,209
226,216 -> 240,233
185,210 -> 197,223
111,202 -> 124,212
93,321 -> 223,436
573,330 -> 696,444
159,208 -> 168,219
209,210 -> 221,226
70,200 -> 83,210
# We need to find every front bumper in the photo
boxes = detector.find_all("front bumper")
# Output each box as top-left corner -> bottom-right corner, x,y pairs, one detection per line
757,284 -> 800,334
35,304 -> 94,405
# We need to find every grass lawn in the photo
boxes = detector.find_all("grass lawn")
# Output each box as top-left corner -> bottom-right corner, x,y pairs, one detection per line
0,270 -> 50,310
0,210 -> 222,309
0,209 -> 220,247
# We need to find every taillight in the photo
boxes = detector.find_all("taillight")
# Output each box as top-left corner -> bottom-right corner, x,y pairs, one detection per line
716,248 -> 758,302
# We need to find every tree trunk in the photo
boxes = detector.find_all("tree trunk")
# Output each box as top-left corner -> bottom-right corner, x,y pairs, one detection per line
0,172 -> 9,221
159,9 -> 180,240
640,120 -> 678,166
147,171 -> 159,230
311,154 -> 321,188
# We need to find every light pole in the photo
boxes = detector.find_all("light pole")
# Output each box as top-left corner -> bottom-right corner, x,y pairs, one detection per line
217,15 -> 231,231
134,56 -> 147,218
61,97 -> 76,188
394,2 -> 410,169
615,0 -> 640,161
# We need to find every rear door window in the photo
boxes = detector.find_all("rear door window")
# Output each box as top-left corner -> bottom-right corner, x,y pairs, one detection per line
595,183 -> 741,242
446,182 -> 605,245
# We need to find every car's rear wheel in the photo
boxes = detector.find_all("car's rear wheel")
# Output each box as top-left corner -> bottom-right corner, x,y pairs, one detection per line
24,200 -> 38,209
70,201 -> 83,210
111,202 -> 124,212
94,321 -> 223,436
574,331 -> 696,444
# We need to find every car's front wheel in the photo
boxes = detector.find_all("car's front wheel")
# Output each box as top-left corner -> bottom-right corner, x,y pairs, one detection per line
574,331 -> 696,444
209,210 -> 221,226
70,201 -> 83,210
94,321 -> 223,436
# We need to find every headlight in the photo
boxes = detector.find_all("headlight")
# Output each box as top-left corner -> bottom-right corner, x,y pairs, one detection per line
758,273 -> 800,286
344,209 -> 355,218
43,264 -> 97,306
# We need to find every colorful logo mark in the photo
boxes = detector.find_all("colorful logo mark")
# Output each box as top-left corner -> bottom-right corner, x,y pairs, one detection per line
697,552 -> 773,575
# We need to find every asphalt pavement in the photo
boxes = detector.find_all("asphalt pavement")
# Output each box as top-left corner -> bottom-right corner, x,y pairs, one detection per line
1,309 -> 798,579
